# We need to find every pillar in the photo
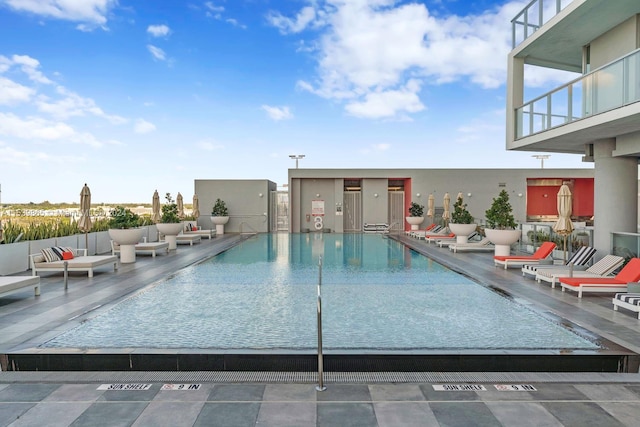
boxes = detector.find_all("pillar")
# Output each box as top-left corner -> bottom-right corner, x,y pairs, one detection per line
593,139 -> 638,255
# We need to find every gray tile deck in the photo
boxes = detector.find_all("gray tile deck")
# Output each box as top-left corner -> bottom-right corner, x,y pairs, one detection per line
1,233 -> 640,426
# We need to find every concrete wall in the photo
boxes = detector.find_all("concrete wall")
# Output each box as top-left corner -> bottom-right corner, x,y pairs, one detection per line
288,168 -> 595,233
590,15 -> 639,69
194,179 -> 277,233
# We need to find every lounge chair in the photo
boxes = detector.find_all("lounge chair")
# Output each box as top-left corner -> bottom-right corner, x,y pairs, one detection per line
535,254 -> 624,288
409,224 -> 440,238
111,240 -> 169,258
437,231 -> 480,248
175,234 -> 201,245
418,227 -> 450,241
448,237 -> 494,253
559,257 -> 640,298
182,222 -> 215,239
521,246 -> 596,279
612,293 -> 640,319
493,241 -> 556,269
0,276 -> 41,298
426,232 -> 455,244
30,248 -> 118,278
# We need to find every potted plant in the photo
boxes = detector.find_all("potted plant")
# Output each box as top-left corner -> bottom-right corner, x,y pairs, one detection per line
406,202 -> 425,231
448,196 -> 477,244
108,206 -> 144,263
211,198 -> 230,235
484,189 -> 521,256
156,193 -> 184,250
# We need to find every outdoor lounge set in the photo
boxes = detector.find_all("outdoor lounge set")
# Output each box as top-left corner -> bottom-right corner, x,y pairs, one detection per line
30,248 -> 118,278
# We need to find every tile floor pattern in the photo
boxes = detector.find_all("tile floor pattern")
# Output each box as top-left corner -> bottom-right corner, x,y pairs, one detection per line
1,382 -> 640,426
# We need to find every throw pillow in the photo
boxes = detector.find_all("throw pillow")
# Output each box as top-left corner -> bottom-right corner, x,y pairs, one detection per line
62,251 -> 74,260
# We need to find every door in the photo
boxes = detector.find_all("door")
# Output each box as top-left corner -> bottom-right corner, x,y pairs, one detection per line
343,192 -> 362,232
388,191 -> 404,231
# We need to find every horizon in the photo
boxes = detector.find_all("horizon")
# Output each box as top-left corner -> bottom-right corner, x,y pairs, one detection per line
0,0 -> 590,204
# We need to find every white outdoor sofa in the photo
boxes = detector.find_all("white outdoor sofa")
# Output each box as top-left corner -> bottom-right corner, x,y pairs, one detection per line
29,249 -> 118,278
175,234 -> 201,245
0,276 -> 41,298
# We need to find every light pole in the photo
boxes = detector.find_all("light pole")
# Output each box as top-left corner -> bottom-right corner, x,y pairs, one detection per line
532,154 -> 550,168
289,154 -> 305,169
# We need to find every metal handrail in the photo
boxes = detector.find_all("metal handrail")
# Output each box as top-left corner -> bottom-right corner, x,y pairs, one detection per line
239,221 -> 258,235
315,256 -> 326,391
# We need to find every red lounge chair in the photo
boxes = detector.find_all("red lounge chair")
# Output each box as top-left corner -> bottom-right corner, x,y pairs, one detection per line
560,257 -> 640,298
493,241 -> 556,269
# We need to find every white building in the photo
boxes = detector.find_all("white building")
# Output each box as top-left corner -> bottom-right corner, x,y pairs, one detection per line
506,0 -> 640,254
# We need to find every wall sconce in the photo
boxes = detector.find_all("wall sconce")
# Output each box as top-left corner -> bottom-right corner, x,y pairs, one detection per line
374,193 -> 379,198
316,193 -> 321,198
543,194 -> 548,198
416,193 -> 421,198
518,193 -> 523,197
467,193 -> 472,197
258,193 -> 263,198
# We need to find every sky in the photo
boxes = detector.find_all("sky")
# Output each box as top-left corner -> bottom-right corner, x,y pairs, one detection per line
0,0 -> 590,204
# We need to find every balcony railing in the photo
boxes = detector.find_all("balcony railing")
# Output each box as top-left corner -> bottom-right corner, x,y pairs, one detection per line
511,0 -> 573,48
516,48 -> 640,139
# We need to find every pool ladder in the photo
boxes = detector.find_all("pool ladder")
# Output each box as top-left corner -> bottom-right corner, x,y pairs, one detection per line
316,256 -> 327,391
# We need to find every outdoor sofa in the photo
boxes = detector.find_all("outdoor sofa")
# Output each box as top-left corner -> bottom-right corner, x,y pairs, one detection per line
30,248 -> 118,278
0,276 -> 41,298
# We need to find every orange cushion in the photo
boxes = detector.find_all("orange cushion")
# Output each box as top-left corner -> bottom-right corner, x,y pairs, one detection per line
494,255 -> 538,261
560,277 -> 624,287
62,251 -> 74,260
615,258 -> 640,282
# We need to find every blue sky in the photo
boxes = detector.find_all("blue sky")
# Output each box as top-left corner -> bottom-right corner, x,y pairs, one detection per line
0,0 -> 588,204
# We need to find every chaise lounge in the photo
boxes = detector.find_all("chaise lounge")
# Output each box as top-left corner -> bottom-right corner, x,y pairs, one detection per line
521,246 -> 596,279
559,257 -> 640,298
448,237 -> 494,253
535,254 -> 624,288
30,248 -> 118,278
612,293 -> 640,319
493,241 -> 556,269
111,240 -> 169,258
0,276 -> 41,298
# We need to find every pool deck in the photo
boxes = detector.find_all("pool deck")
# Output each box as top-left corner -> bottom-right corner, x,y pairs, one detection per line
1,232 -> 640,426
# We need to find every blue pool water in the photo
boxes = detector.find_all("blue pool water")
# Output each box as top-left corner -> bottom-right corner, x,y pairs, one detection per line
44,233 -> 599,351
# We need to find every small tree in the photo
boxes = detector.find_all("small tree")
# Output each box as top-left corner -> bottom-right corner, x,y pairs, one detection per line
408,202 -> 424,217
108,206 -> 140,229
211,198 -> 229,216
450,196 -> 474,224
160,193 -> 181,223
485,190 -> 516,230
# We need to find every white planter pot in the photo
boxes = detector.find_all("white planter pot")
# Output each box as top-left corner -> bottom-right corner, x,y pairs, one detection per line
109,228 -> 145,263
211,216 -> 230,235
156,223 -> 184,250
485,229 -> 521,257
406,216 -> 424,231
449,223 -> 477,244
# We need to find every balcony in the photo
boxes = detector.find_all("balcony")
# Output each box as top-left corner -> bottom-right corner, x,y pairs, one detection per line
511,0 -> 573,48
516,48 -> 640,140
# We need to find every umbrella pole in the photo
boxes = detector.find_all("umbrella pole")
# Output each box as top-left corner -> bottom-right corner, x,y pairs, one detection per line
563,234 -> 567,263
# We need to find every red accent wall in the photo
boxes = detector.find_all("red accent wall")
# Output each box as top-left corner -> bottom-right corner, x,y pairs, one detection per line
404,178 -> 412,231
526,178 -> 594,218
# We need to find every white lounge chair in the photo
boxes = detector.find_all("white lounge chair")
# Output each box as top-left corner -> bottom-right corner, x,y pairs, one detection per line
448,237 -> 494,253
521,246 -> 596,279
535,254 -> 624,288
111,240 -> 169,258
0,276 -> 41,298
613,293 -> 640,319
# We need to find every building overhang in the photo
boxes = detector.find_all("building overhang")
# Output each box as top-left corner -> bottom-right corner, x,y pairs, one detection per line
513,0 -> 640,71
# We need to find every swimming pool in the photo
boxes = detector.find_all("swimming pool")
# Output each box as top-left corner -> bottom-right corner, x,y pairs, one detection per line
43,233 -> 599,351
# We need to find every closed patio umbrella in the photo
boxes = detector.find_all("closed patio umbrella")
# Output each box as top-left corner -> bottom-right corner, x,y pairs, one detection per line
78,183 -> 92,249
152,190 -> 161,223
192,194 -> 200,218
553,183 -> 574,262
177,192 -> 184,219
427,194 -> 435,224
442,192 -> 451,226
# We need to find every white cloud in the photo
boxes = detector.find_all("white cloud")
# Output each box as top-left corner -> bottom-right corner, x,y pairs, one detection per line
267,6 -> 316,34
204,2 -> 224,14
36,86 -> 127,124
197,139 -> 224,151
11,54 -> 52,84
147,45 -> 167,61
272,1 -> 534,120
261,105 -> 294,121
0,76 -> 35,104
134,118 -> 156,134
0,112 -> 111,147
147,24 -> 171,37
2,0 -> 117,29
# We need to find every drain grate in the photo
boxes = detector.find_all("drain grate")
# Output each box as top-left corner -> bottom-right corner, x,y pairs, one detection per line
1,371 -> 639,384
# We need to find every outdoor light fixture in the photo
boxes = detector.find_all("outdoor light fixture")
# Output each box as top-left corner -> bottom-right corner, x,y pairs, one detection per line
518,193 -> 523,197
467,193 -> 472,197
416,193 -> 421,197
289,154 -> 305,168
316,193 -> 321,198
258,193 -> 263,198
374,193 -> 379,198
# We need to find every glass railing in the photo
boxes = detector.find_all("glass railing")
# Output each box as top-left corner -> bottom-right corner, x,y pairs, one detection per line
516,48 -> 640,139
515,222 -> 593,259
612,232 -> 640,263
512,0 -> 573,48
